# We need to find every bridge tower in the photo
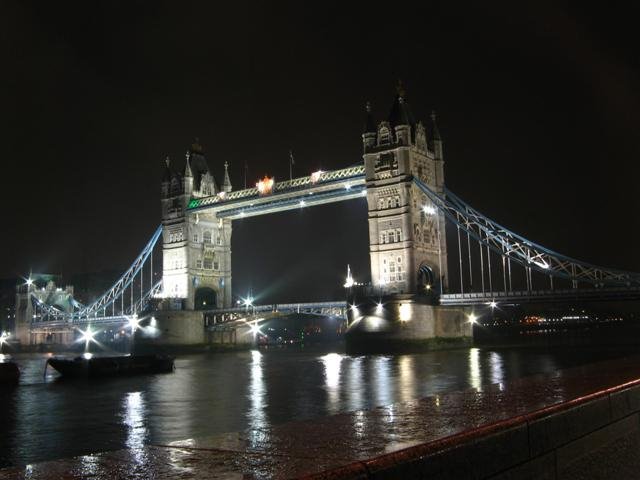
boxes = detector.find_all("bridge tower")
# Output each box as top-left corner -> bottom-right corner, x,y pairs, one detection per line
363,86 -> 448,296
160,141 -> 233,310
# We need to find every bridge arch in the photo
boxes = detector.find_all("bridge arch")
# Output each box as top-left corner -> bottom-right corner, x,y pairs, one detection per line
194,287 -> 217,310
417,264 -> 436,292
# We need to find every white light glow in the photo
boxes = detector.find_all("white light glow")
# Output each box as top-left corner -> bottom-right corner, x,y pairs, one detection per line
533,260 -> 550,270
361,190 -> 367,196
127,314 -> 140,331
149,317 -> 157,328
79,326 -> 96,343
343,264 -> 355,288
489,301 -> 497,309
299,200 -> 305,207
310,170 -> 323,183
82,352 -> 93,360
345,183 -> 351,190
468,313 -> 478,324
375,303 -> 383,314
423,205 -> 437,215
25,278 -> 33,286
249,322 -> 261,336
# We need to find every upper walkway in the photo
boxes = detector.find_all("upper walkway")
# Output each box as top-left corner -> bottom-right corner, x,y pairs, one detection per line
186,165 -> 366,218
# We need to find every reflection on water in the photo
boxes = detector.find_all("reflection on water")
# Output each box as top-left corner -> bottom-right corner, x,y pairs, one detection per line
489,351 -> 505,390
469,347 -> 481,391
321,353 -> 343,413
398,355 -> 415,403
0,346 -> 634,468
247,350 -> 266,446
123,392 -> 148,465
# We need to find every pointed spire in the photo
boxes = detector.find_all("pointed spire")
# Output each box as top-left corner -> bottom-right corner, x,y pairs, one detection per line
184,150 -> 193,177
363,101 -> 376,134
396,79 -> 406,99
431,110 -> 441,141
165,156 -> 170,167
223,161 -> 232,193
388,80 -> 415,128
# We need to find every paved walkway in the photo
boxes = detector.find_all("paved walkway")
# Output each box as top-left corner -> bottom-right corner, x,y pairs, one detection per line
2,354 -> 640,479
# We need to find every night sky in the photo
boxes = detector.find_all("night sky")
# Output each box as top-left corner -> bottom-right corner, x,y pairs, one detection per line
2,2 -> 639,302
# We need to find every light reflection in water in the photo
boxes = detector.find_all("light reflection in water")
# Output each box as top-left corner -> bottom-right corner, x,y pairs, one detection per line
373,356 -> 392,406
398,355 -> 415,403
247,350 -> 267,446
123,391 -> 148,465
321,353 -> 343,414
346,356 -> 363,411
489,351 -> 505,389
469,348 -> 481,391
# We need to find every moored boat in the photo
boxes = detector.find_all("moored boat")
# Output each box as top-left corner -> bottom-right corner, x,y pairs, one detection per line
46,354 -> 174,378
0,362 -> 20,384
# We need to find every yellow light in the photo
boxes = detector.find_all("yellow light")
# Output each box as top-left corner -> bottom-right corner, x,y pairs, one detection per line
256,176 -> 274,194
399,303 -> 411,322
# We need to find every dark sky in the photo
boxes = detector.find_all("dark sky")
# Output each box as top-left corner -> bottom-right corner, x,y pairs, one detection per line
1,1 -> 639,302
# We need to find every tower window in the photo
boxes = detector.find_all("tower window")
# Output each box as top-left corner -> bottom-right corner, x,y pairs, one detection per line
196,259 -> 202,269
396,228 -> 402,242
203,259 -> 213,269
388,230 -> 396,243
213,261 -> 219,270
193,233 -> 199,243
203,231 -> 212,243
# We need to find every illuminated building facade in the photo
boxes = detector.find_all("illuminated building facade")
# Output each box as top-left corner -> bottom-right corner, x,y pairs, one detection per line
160,141 -> 233,309
363,87 -> 449,294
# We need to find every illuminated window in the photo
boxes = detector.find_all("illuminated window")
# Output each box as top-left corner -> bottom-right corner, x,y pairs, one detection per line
396,228 -> 402,242
388,230 -> 396,243
203,231 -> 212,243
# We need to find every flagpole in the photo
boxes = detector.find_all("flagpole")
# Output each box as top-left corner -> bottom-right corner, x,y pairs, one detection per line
289,149 -> 294,181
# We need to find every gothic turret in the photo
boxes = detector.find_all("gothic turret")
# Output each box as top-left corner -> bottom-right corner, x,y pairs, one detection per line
362,101 -> 377,151
222,161 -> 232,193
431,111 -> 445,192
387,81 -> 415,146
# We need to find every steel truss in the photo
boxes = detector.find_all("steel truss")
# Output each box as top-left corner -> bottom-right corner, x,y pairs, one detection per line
30,226 -> 162,322
414,178 -> 640,288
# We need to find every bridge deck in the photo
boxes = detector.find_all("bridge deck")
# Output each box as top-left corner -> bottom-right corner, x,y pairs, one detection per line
440,286 -> 640,305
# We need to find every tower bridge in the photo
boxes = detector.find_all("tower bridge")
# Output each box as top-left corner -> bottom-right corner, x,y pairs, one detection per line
15,86 -> 640,348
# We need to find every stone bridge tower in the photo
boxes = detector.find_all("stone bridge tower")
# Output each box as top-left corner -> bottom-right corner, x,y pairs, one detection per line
160,141 -> 233,310
363,86 -> 448,296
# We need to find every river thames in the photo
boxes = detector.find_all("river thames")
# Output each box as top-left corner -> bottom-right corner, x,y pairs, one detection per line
0,346 -> 633,468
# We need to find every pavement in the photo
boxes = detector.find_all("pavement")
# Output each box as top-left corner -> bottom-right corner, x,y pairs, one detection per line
2,354 -> 640,479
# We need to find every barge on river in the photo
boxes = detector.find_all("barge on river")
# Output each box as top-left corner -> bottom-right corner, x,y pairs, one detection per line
46,354 -> 174,378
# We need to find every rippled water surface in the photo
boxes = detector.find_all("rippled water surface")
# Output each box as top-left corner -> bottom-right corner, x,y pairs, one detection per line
0,346 -> 633,467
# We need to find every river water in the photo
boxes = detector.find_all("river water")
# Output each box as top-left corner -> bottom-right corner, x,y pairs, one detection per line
0,346 -> 633,468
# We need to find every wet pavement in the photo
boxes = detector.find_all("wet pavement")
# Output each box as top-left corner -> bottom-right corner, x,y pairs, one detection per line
2,354 -> 640,479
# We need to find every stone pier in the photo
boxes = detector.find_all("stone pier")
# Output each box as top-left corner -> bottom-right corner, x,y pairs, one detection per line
345,295 -> 473,353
